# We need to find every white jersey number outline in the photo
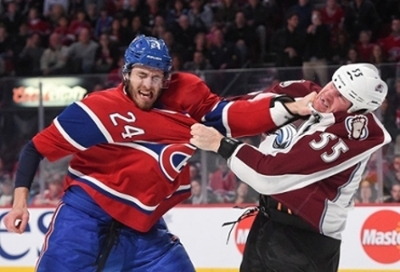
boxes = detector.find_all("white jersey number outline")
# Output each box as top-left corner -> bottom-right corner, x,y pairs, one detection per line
109,112 -> 145,138
309,132 -> 349,163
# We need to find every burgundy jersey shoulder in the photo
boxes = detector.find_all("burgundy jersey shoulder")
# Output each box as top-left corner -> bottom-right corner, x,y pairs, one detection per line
266,80 -> 322,98
159,72 -> 220,121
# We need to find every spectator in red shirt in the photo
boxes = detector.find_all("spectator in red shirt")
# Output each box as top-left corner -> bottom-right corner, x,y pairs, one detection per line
320,0 -> 344,33
54,16 -> 75,45
378,16 -> 400,62
356,30 -> 374,62
209,158 -> 237,202
27,7 -> 51,36
68,9 -> 91,38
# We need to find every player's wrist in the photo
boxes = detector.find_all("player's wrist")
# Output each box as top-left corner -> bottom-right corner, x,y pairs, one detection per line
217,137 -> 242,160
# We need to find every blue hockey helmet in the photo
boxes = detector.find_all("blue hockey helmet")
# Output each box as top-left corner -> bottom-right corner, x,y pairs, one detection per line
123,35 -> 172,76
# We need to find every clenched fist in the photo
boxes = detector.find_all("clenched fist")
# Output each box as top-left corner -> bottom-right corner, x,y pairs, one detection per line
190,123 -> 224,152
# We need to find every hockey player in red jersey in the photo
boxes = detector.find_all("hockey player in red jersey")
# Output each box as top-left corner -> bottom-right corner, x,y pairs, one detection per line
190,63 -> 391,272
3,35 -> 314,272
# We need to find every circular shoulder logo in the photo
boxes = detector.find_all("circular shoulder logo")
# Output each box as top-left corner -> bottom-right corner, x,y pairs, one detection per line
360,210 -> 400,264
234,213 -> 256,254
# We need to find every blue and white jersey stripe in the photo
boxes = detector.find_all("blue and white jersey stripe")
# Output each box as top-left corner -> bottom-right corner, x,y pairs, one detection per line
202,100 -> 231,136
56,102 -> 113,149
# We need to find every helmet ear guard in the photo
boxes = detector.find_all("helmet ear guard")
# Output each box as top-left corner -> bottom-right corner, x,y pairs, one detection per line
332,63 -> 387,113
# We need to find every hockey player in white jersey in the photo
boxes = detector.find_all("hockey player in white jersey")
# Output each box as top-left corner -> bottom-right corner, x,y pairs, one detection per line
190,63 -> 391,272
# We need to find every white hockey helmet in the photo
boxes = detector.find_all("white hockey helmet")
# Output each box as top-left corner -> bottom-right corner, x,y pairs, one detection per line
332,63 -> 387,113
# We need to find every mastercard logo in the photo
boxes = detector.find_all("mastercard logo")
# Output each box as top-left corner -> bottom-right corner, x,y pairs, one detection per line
233,213 -> 257,254
360,210 -> 400,264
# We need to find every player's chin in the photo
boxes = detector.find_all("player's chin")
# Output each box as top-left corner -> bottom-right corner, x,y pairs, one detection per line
134,100 -> 154,111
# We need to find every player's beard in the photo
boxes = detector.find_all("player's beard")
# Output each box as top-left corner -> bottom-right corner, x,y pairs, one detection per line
127,84 -> 161,111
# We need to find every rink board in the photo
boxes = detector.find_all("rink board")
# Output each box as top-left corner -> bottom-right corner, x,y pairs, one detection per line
0,206 -> 399,271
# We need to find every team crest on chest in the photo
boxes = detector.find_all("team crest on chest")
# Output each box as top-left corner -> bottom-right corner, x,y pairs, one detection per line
345,115 -> 368,140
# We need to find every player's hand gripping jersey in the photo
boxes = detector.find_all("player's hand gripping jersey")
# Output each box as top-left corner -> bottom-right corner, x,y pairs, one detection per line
32,73 -> 300,232
226,81 -> 391,239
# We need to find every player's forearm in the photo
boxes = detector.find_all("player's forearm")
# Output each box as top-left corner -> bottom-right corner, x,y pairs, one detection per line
12,187 -> 30,208
14,140 -> 44,190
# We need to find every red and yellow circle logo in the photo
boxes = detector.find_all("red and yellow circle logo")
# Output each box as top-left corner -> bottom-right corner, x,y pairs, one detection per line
360,210 -> 400,264
234,213 -> 256,254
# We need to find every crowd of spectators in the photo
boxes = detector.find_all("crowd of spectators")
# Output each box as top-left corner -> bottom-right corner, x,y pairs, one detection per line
1,0 -> 400,206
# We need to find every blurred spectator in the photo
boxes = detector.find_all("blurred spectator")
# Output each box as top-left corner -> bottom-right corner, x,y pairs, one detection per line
68,9 -> 91,37
363,150 -> 390,185
214,0 -> 238,27
209,158 -> 236,202
288,0 -> 313,31
231,182 -> 257,205
69,0 -> 85,16
54,16 -> 74,45
40,32 -> 68,75
150,15 -> 166,39
384,184 -> 400,203
166,0 -> 188,30
369,43 -> 387,65
378,16 -> 400,63
207,28 -> 239,70
173,14 -> 197,53
0,1 -> 23,36
369,44 -> 396,80
378,96 -> 399,143
183,50 -> 212,71
105,56 -> 124,87
31,174 -> 64,206
108,18 -> 122,45
43,0 -> 68,18
129,15 -> 150,41
189,162 -> 201,180
47,4 -> 66,29
119,16 -> 134,46
331,29 -> 351,64
345,46 -> 361,64
387,78 -> 400,131
242,0 -> 270,61
67,27 -> 98,73
270,11 -> 304,80
0,24 -> 14,75
320,0 -> 344,36
141,0 -> 165,32
85,3 -> 98,29
94,33 -> 119,73
171,52 -> 183,72
162,31 -> 185,60
187,0 -> 213,33
355,179 -> 378,204
94,8 -> 113,39
191,32 -> 208,56
116,0 -> 143,21
356,30 -> 374,62
27,7 -> 51,36
0,176 -> 13,206
384,154 -> 400,195
184,178 -> 219,204
17,32 -> 44,76
302,8 -> 330,86
225,11 -> 257,65
343,0 -> 381,43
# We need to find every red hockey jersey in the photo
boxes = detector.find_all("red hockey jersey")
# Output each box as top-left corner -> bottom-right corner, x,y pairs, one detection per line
32,73 -> 292,232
